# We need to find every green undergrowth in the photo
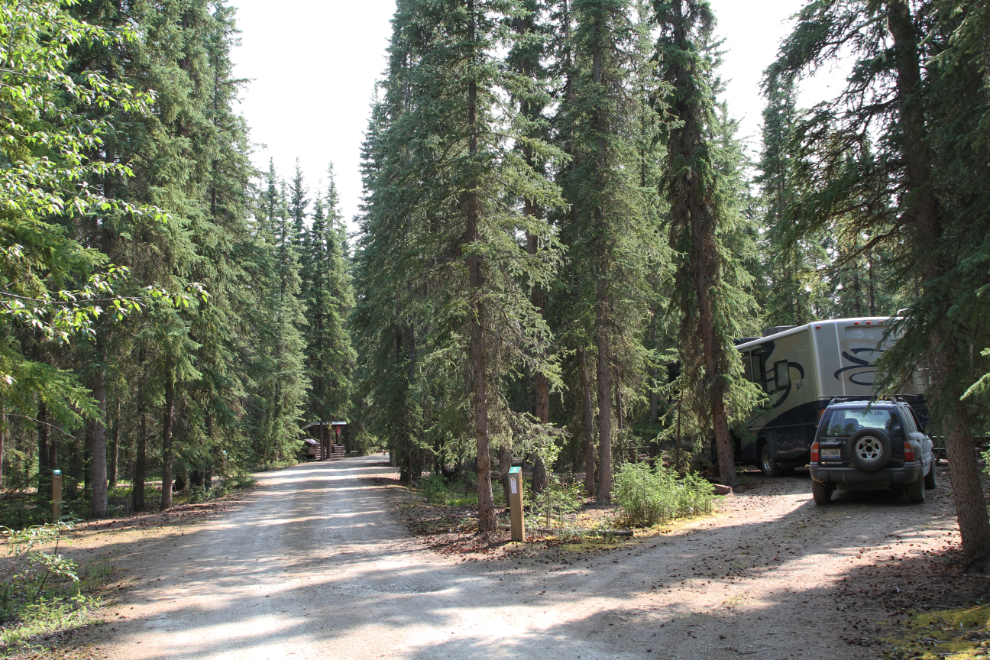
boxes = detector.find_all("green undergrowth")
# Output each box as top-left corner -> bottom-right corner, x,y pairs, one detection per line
612,461 -> 721,527
0,523 -> 108,657
417,474 -> 507,508
253,458 -> 302,472
882,603 -> 990,659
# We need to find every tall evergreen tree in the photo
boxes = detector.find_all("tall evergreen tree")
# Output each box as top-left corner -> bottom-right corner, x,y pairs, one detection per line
553,0 -> 655,502
358,0 -> 562,532
768,0 -> 990,568
653,0 -> 758,489
248,171 -> 310,464
303,167 -> 356,427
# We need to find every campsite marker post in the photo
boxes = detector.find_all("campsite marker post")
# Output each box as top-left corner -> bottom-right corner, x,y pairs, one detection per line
52,470 -> 62,522
509,466 -> 525,542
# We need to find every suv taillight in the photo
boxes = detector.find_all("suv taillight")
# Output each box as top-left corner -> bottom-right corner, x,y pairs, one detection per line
904,441 -> 915,462
811,441 -> 819,463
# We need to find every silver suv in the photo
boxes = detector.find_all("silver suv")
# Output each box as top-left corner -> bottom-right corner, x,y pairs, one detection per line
809,398 -> 935,504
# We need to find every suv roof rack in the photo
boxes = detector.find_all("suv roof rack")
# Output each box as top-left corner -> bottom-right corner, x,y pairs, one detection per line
826,394 -> 912,407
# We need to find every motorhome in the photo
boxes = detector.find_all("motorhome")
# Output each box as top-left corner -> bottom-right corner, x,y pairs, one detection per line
734,318 -> 926,477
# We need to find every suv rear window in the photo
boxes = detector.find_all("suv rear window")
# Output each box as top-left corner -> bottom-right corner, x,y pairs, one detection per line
821,408 -> 898,438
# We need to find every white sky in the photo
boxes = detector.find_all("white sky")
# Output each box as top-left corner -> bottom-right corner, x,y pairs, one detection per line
230,0 -> 842,230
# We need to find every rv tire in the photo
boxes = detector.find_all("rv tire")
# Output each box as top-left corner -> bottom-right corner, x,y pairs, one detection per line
759,442 -> 779,478
924,461 -> 937,490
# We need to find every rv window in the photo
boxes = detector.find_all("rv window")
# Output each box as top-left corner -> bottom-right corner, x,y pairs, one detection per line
774,361 -> 790,389
742,352 -> 753,382
753,351 -> 767,392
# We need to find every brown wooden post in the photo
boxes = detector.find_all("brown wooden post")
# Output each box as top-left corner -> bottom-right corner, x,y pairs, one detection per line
52,470 -> 62,521
509,466 -> 525,542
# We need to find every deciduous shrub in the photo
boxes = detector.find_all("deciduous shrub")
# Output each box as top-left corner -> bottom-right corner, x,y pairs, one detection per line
529,478 -> 584,530
612,462 -> 719,527
421,474 -> 449,505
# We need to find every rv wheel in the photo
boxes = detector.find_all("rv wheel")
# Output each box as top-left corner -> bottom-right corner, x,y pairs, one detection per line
759,443 -> 779,478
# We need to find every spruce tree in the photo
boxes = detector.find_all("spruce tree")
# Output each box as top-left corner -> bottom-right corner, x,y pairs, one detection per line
249,173 -> 310,465
553,0 -> 656,502
653,0 -> 758,489
359,0 -> 562,532
303,167 -> 356,428
768,0 -> 990,568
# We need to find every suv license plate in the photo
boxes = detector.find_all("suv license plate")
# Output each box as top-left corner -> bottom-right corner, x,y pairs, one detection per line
821,448 -> 841,458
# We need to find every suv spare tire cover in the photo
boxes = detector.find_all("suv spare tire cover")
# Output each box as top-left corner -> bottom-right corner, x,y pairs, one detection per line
847,428 -> 892,473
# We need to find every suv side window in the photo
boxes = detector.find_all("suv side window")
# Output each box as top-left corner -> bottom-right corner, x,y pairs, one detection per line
899,408 -> 918,434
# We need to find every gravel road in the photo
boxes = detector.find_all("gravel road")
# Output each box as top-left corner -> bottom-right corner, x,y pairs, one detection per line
104,453 -> 957,659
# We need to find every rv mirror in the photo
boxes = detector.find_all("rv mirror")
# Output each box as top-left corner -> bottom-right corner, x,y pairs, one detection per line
775,361 -> 790,389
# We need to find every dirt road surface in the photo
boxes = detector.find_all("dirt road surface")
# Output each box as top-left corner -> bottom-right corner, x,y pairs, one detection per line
102,454 -> 960,659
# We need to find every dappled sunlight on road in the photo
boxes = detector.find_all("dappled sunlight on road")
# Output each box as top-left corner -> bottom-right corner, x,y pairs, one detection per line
104,456 -> 955,660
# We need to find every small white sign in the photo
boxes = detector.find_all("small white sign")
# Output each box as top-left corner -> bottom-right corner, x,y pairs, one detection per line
510,479 -> 518,495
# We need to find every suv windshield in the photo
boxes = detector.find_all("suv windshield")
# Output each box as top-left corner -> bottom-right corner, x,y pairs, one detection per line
821,408 -> 898,438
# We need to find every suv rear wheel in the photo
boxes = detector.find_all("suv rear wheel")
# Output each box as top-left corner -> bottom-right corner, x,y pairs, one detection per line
905,475 -> 926,504
812,479 -> 833,505
924,462 -> 937,490
847,429 -> 892,473
759,442 -> 779,478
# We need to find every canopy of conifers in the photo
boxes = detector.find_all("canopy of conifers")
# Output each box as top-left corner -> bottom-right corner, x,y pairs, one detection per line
2,0 -> 989,569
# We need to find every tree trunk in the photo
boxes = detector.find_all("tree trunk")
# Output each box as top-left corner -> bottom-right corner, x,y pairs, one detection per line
887,0 -> 990,570
466,0 -> 496,534
649,309 -> 658,425
160,359 -> 175,511
668,0 -> 736,488
37,400 -> 50,499
695,251 -> 736,488
498,442 -> 512,506
516,7 -> 549,495
108,400 -> 120,489
579,349 -> 596,496
591,33 -> 614,503
595,248 -> 614,503
0,400 -> 5,490
529,234 -> 549,494
89,364 -> 108,518
205,414 -> 214,489
133,398 -> 147,512
83,421 -> 91,490
48,412 -> 57,473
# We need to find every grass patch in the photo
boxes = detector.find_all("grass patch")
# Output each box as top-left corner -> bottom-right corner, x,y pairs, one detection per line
416,474 -> 482,508
883,603 -> 990,659
0,594 -> 101,655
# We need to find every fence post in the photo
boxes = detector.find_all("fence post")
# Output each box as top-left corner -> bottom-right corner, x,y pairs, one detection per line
52,470 -> 62,522
509,466 -> 525,542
